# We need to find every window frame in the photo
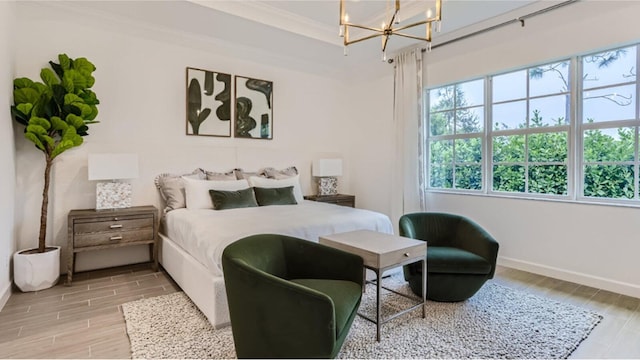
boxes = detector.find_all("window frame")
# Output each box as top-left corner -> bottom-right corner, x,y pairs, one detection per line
576,44 -> 640,204
426,78 -> 485,192
424,43 -> 640,207
487,59 -> 573,199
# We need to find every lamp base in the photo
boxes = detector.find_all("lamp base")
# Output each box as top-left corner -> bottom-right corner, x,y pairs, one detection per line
96,182 -> 132,210
317,177 -> 338,196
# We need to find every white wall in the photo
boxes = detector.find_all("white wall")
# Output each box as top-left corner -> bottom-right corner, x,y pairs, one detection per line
0,0 -> 16,309
423,1 -> 640,297
13,2 -> 356,272
348,74 -> 394,215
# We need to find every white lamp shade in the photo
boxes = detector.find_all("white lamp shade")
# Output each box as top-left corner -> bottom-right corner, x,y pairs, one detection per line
88,153 -> 139,180
312,159 -> 343,177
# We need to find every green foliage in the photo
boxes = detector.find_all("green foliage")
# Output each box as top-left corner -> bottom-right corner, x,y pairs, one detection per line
12,54 -> 100,160
11,54 -> 100,253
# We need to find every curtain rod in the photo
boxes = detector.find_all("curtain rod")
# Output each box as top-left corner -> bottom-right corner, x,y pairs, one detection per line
389,0 -> 578,63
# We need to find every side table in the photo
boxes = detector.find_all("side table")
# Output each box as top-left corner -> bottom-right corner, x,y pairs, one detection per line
319,230 -> 427,341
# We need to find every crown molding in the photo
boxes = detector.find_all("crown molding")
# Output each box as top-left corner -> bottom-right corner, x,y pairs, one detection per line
187,0 -> 341,47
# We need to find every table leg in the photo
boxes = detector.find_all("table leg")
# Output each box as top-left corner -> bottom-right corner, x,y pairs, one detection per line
422,258 -> 427,318
376,269 -> 381,342
362,267 -> 366,293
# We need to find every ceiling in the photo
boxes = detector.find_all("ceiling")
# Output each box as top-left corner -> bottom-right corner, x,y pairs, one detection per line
187,0 -> 545,52
38,0 -> 564,78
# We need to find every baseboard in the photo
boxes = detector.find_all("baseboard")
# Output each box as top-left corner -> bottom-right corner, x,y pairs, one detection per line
0,281 -> 11,311
498,256 -> 640,299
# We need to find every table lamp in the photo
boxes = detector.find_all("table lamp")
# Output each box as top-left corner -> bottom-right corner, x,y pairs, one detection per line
312,159 -> 343,196
88,153 -> 139,210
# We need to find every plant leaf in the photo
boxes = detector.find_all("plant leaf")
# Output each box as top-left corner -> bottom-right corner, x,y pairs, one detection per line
58,54 -> 71,71
24,132 -> 45,151
40,68 -> 60,87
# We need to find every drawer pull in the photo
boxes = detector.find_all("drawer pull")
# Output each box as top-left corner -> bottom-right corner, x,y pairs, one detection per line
110,236 -> 123,241
404,252 -> 410,257
110,224 -> 123,229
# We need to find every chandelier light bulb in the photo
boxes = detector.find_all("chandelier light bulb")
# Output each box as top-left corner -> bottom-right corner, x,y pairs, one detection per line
427,8 -> 433,18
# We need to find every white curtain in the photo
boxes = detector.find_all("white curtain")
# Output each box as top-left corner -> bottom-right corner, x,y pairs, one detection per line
391,48 -> 425,228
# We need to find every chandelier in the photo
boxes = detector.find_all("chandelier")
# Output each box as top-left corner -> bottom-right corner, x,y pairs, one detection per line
339,0 -> 442,61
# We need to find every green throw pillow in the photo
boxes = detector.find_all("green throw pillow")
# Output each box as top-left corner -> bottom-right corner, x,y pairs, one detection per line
253,186 -> 298,206
209,187 -> 258,210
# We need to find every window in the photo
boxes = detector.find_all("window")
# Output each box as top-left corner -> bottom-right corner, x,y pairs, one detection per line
425,43 -> 640,205
427,79 -> 484,190
491,61 -> 571,196
581,46 -> 639,200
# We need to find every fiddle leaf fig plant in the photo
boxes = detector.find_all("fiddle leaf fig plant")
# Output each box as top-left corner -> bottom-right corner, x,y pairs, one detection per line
11,54 -> 100,253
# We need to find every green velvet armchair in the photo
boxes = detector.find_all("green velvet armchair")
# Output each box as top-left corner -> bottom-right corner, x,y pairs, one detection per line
222,234 -> 364,359
400,212 -> 499,302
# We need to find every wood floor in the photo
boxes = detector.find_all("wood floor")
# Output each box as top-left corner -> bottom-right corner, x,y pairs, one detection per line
0,264 -> 638,359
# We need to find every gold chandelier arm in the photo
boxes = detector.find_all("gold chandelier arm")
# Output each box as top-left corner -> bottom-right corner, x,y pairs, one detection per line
382,35 -> 390,52
393,20 -> 429,32
391,31 -> 432,42
345,23 -> 383,33
345,32 -> 384,46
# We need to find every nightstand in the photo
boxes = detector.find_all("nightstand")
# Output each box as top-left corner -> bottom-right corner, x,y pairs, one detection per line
66,205 -> 159,285
304,194 -> 355,208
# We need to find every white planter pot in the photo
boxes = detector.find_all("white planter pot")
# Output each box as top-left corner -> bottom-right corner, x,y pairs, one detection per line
13,246 -> 61,292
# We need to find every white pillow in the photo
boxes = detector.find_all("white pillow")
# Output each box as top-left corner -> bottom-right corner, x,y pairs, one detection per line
182,177 -> 250,209
248,174 -> 304,204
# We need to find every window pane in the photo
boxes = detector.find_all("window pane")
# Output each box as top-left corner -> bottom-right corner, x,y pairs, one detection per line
493,101 -> 527,130
583,84 -> 636,122
457,79 -> 484,107
493,70 -> 526,102
455,165 -> 482,190
455,138 -> 482,163
429,111 -> 454,136
456,106 -> 484,134
430,165 -> 453,188
583,46 -> 636,90
493,165 -> 525,192
529,95 -> 569,127
430,139 -> 452,164
529,61 -> 570,97
429,86 -> 454,112
584,165 -> 634,199
529,165 -> 568,195
529,132 -> 567,162
493,135 -> 525,162
583,127 -> 635,162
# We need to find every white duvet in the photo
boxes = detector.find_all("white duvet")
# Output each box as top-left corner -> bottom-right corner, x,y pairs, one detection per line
164,201 -> 394,276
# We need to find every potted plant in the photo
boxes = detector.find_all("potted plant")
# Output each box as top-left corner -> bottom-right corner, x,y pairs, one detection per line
11,54 -> 100,291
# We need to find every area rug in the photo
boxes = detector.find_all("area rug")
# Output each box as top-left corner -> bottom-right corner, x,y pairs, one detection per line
122,275 -> 602,359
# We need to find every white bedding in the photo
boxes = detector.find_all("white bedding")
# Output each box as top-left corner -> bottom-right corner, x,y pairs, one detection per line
164,200 -> 393,276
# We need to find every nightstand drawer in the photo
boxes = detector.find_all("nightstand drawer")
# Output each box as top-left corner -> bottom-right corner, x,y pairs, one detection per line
74,217 -> 153,234
74,228 -> 154,248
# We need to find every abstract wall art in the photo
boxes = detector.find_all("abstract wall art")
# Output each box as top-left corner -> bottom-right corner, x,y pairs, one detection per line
234,75 -> 273,139
186,67 -> 232,137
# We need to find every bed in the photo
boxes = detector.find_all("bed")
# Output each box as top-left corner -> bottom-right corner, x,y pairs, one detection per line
158,198 -> 393,328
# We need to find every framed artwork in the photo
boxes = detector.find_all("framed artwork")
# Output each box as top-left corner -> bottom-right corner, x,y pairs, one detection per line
186,67 -> 232,137
234,75 -> 273,139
